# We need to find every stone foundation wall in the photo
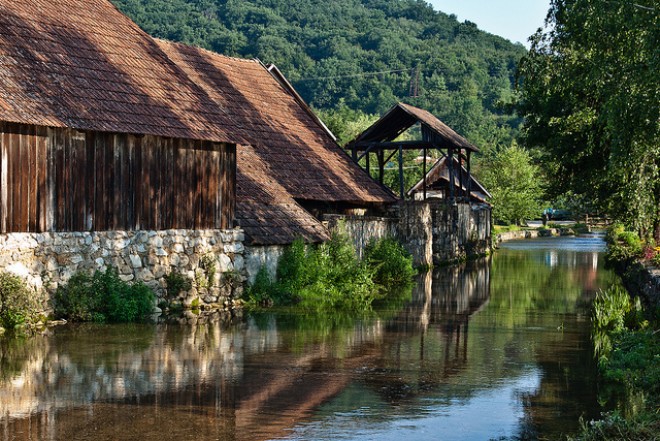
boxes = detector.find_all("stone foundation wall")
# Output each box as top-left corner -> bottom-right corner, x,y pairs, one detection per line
616,260 -> 660,309
323,215 -> 399,259
0,229 -> 246,312
429,202 -> 491,263
244,245 -> 285,284
326,201 -> 492,267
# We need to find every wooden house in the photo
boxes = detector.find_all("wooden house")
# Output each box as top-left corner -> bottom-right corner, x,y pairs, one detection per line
0,0 -> 238,233
0,0 -> 396,244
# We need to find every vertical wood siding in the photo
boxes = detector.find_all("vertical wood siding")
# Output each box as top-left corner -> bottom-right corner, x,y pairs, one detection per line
0,122 -> 236,233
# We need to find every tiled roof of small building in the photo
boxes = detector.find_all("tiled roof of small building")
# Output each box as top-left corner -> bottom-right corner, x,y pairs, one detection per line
350,102 -> 479,153
0,0 -> 395,245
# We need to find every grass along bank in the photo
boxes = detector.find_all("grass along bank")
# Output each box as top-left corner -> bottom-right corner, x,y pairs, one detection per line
570,284 -> 659,441
570,224 -> 660,440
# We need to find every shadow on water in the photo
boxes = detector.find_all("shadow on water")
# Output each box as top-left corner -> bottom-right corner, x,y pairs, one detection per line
0,237 -> 620,440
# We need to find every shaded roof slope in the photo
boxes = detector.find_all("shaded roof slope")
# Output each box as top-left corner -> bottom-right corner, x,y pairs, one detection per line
351,102 -> 479,153
155,39 -> 395,205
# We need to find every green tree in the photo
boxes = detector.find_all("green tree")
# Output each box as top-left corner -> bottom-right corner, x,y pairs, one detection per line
516,0 -> 660,240
478,145 -> 543,225
111,0 -> 527,154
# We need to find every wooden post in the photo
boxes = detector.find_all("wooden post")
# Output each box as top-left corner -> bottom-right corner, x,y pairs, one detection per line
448,148 -> 455,203
398,145 -> 404,199
422,145 -> 427,200
467,151 -> 472,204
378,149 -> 384,184
365,150 -> 370,178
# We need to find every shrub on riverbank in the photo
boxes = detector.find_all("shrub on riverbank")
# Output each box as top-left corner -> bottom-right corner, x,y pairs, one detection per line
54,269 -> 155,323
0,272 -> 39,330
246,233 -> 415,311
572,285 -> 660,441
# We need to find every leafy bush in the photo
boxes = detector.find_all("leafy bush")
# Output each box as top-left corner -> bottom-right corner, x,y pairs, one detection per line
54,269 -> 155,323
0,272 -> 39,329
605,223 -> 625,244
582,284 -> 660,441
245,266 -> 277,306
364,237 -> 416,286
246,234 -> 415,312
619,231 -> 642,254
164,271 -> 192,300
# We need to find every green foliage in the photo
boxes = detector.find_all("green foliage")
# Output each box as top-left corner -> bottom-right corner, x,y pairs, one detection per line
111,0 -> 526,154
581,283 -> 659,441
364,237 -> 416,286
0,272 -> 39,330
164,271 -> 192,300
315,101 -> 379,146
245,266 -> 276,306
199,254 -> 217,288
605,228 -> 645,265
516,0 -> 660,240
477,144 -> 543,225
246,234 -> 415,311
54,269 -> 155,323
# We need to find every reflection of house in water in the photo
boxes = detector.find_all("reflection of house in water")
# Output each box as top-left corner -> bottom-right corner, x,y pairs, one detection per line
367,259 -> 491,398
1,261 -> 492,440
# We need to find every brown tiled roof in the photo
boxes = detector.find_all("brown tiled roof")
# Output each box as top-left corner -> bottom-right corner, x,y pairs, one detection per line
156,40 -> 394,205
0,0 -> 395,245
0,0 -> 250,143
236,145 -> 331,245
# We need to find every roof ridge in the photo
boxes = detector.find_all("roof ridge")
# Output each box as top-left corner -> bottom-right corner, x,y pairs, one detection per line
154,38 -> 260,65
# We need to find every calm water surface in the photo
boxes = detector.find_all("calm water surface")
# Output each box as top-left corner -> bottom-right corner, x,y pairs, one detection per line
1,235 -> 619,440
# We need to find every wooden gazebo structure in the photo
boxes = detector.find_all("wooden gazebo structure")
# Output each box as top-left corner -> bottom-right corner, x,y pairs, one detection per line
346,103 -> 479,201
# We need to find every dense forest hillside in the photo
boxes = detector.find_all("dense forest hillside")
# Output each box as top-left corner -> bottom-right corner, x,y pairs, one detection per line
111,0 -> 527,151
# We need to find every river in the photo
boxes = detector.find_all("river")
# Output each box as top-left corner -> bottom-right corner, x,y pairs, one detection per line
0,234 -> 619,440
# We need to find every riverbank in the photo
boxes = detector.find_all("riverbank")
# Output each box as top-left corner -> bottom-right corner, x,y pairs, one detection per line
571,229 -> 660,441
495,227 -> 578,244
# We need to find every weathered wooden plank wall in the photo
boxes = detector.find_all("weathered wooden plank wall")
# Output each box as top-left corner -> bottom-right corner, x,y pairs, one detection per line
0,122 -> 236,233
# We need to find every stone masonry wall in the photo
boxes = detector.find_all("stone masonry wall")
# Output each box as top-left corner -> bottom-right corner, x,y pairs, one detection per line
0,229 -> 246,312
324,201 -> 491,268
429,202 -> 491,264
244,245 -> 285,284
324,214 -> 399,259
395,202 -> 433,267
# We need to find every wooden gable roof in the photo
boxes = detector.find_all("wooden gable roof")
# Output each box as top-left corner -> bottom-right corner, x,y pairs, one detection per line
351,102 -> 479,153
0,0 -> 252,144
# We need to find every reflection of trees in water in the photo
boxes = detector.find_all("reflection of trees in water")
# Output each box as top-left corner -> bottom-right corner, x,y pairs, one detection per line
0,245 -> 618,440
482,247 -> 618,440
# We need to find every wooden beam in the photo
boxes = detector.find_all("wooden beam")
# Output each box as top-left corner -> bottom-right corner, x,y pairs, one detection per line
423,145 -> 427,201
467,151 -> 472,203
448,148 -> 455,203
398,145 -> 404,199
378,150 -> 384,184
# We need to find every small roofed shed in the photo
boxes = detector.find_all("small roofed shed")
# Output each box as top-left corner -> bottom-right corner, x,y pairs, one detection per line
346,103 -> 480,201
407,156 -> 491,204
